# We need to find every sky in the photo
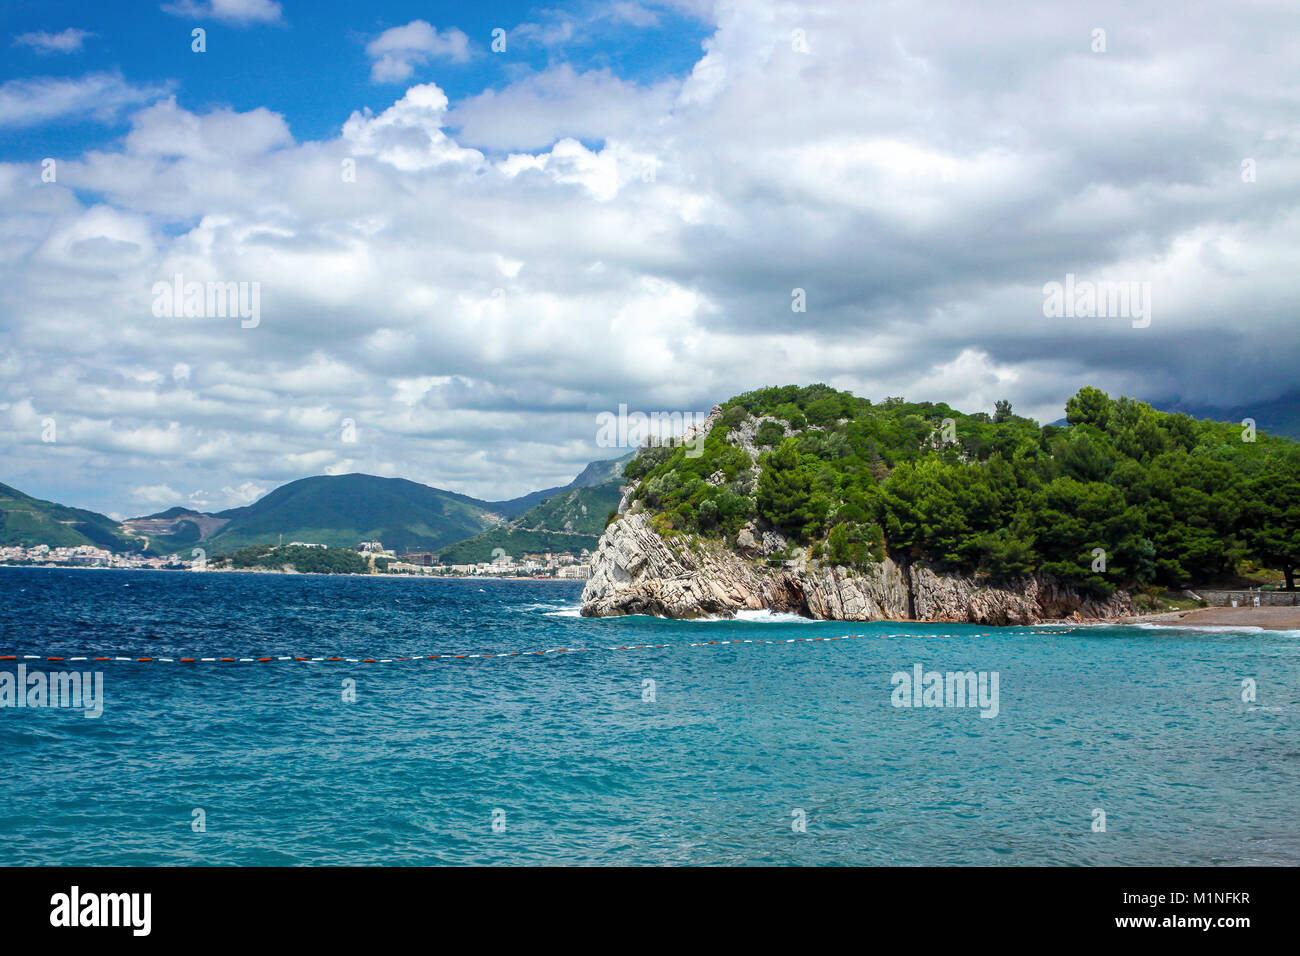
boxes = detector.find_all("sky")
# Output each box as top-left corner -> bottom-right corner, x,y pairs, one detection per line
1,0 -> 1297,518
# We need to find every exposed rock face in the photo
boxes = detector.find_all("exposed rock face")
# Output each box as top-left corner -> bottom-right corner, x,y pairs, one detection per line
727,414 -> 789,465
906,565 -> 1131,625
580,512 -> 1133,623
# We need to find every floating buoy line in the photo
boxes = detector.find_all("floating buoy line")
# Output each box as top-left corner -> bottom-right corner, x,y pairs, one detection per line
0,627 -> 1080,665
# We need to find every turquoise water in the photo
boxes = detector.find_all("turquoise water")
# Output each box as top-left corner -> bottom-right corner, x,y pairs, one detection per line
0,567 -> 1295,865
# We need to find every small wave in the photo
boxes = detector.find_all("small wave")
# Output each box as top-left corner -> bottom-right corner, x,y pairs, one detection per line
519,600 -> 583,616
655,609 -> 819,623
570,608 -> 826,623
731,609 -> 816,624
1131,622 -> 1300,636
542,605 -> 583,617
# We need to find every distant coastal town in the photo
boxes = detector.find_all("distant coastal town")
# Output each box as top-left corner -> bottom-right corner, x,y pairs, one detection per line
0,540 -> 593,580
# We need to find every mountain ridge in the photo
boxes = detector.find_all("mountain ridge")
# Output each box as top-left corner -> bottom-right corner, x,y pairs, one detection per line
0,482 -> 142,552
2,454 -> 632,558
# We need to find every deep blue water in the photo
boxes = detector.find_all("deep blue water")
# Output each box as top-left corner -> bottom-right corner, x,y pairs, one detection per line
0,567 -> 1296,866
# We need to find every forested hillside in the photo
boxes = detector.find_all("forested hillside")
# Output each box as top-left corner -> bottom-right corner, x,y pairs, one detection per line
436,482 -> 620,563
202,474 -> 500,553
624,385 -> 1300,594
0,482 -> 140,551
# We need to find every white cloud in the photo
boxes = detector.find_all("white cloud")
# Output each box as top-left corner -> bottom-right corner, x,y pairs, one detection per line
449,65 -> 677,151
366,20 -> 471,84
3,0 -> 1300,517
342,84 -> 483,170
12,28 -> 94,54
125,97 -> 293,160
511,2 -> 663,49
512,20 -> 576,48
161,0 -> 282,25
0,72 -> 171,129
609,3 -> 660,28
130,483 -> 185,507
217,481 -> 267,507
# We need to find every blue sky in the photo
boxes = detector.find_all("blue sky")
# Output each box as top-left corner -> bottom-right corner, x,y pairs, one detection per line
1,0 -> 709,157
1,0 -> 1298,518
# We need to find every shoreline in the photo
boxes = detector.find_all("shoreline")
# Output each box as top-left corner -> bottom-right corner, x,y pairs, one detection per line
2,565 -> 1292,626
1102,605 -> 1300,631
0,564 -> 580,582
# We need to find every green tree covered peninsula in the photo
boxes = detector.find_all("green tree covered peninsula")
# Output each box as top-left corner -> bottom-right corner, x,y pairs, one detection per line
623,385 -> 1300,594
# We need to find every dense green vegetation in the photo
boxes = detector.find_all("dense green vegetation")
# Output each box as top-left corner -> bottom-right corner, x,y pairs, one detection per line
511,484 -> 621,535
436,528 -> 597,565
0,482 -> 141,551
2,457 -> 629,561
203,474 -> 499,553
626,384 -> 1300,595
434,482 -> 619,563
492,453 -> 631,517
215,544 -> 371,574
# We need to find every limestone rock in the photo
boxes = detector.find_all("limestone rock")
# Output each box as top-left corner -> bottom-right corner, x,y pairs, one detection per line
581,513 -> 1134,624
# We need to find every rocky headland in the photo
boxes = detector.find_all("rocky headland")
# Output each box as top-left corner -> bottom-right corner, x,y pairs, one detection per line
580,510 -> 1132,623
575,382 -> 1296,624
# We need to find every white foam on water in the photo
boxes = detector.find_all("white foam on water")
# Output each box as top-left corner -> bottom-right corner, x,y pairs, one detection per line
637,609 -> 820,623
1130,622 -> 1300,637
565,607 -> 853,624
731,609 -> 817,624
542,605 -> 583,617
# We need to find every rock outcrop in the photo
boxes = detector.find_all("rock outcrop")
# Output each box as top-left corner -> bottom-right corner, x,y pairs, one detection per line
580,511 -> 1132,624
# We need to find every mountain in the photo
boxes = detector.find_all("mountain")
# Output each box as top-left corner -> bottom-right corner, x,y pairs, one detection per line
3,452 -> 637,559
118,455 -> 633,558
490,452 -> 632,517
125,506 -> 230,549
138,506 -> 205,519
568,454 -> 633,488
513,481 -> 623,535
196,474 -> 502,554
581,384 -> 1300,620
0,482 -> 141,551
436,480 -> 624,564
1150,390 -> 1300,441
1050,391 -> 1300,440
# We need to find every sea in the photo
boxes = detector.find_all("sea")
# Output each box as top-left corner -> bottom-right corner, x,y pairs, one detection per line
1,567 -> 1296,866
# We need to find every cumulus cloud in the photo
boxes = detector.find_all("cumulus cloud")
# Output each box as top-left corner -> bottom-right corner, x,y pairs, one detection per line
217,481 -> 267,507
2,0 -> 1299,516
342,84 -> 483,170
366,20 -> 471,83
12,29 -> 94,54
130,483 -> 186,507
124,97 -> 294,160
449,65 -> 677,151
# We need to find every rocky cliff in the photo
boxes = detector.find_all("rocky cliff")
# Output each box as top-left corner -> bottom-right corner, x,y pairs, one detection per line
580,510 -> 1132,624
